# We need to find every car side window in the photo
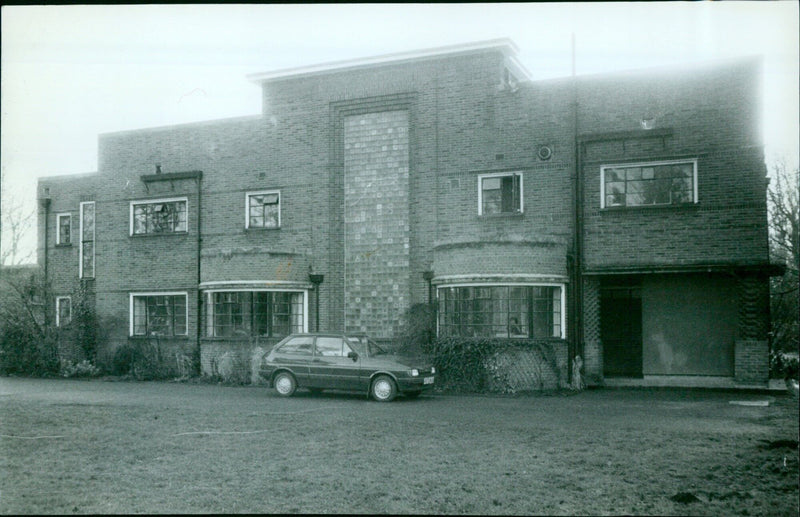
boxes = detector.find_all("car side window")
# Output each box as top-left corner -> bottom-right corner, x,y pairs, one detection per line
316,337 -> 344,357
276,336 -> 314,355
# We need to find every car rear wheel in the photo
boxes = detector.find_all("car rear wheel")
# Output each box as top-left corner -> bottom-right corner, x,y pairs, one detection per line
371,375 -> 397,402
274,371 -> 297,397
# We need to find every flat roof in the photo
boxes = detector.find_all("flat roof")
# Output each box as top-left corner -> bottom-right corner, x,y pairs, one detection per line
247,38 -> 530,84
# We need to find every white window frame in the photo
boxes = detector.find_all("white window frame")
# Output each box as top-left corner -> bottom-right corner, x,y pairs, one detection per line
204,288 -> 308,336
245,190 -> 281,229
56,213 -> 71,245
435,282 -> 566,339
600,158 -> 698,209
56,296 -> 72,327
477,172 -> 524,215
79,201 -> 95,279
129,196 -> 189,236
129,291 -> 189,337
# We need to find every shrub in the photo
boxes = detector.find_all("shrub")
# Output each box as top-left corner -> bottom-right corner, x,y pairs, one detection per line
61,359 -> 101,378
770,350 -> 799,380
430,337 -> 566,393
394,303 -> 437,355
0,319 -> 60,376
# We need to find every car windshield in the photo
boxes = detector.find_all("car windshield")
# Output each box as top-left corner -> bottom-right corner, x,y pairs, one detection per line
345,336 -> 387,356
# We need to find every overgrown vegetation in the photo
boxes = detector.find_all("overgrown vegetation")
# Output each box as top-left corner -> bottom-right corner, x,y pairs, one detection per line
1,269 -> 101,378
111,336 -> 195,381
768,160 -> 799,359
0,268 -> 59,376
394,303 -> 567,393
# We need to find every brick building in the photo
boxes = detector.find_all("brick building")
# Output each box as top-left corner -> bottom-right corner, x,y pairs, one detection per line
37,39 -> 778,387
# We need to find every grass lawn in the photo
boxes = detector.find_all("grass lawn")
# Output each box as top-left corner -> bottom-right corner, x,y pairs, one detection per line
1,377 -> 797,515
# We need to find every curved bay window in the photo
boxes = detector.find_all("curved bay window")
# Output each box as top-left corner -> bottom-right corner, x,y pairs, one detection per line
438,285 -> 563,339
205,291 -> 304,338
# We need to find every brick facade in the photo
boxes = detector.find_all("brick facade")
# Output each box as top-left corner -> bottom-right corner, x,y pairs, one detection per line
37,40 -> 775,386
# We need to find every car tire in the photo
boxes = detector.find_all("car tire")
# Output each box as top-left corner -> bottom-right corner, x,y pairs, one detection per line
405,390 -> 422,399
274,371 -> 297,397
370,375 -> 397,402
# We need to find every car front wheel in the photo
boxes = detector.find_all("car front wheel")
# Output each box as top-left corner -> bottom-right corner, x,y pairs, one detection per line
370,375 -> 397,402
274,371 -> 297,397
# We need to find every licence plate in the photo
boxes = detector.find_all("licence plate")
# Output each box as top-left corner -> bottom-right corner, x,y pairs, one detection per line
423,376 -> 434,385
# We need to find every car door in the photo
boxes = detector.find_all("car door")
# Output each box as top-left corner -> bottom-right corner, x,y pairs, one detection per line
311,336 -> 361,390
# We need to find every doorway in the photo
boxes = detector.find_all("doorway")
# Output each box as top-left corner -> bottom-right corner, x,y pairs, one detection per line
601,286 -> 643,378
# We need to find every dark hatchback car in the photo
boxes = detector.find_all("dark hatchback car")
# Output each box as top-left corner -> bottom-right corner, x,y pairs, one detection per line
259,333 -> 436,402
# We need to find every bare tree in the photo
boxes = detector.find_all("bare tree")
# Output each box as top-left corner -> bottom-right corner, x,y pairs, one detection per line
1,191 -> 35,266
767,159 -> 799,353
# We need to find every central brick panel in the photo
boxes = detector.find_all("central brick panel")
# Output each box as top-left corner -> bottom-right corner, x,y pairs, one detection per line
343,110 -> 410,338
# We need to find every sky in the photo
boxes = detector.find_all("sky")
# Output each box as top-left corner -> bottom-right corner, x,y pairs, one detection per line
2,3 -> 798,264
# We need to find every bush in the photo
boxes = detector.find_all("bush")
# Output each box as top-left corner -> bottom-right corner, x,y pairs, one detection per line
430,337 -> 567,393
394,303 -> 437,355
61,359 -> 101,378
770,350 -> 799,380
110,337 -> 175,380
0,319 -> 59,377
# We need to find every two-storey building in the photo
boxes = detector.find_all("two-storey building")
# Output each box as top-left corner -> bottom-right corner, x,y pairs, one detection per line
37,39 -> 777,387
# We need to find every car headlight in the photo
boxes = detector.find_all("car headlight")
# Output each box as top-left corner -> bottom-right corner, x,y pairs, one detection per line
409,369 -> 419,377
431,367 -> 436,374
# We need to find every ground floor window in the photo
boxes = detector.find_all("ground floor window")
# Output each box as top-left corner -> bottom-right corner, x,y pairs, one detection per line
438,285 -> 563,339
56,296 -> 71,327
205,291 -> 304,338
130,293 -> 188,336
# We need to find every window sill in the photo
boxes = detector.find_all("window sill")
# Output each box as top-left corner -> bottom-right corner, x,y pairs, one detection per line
244,226 -> 281,232
601,203 -> 699,213
129,231 -> 189,238
128,334 -> 189,340
201,335 -> 280,341
478,211 -> 524,219
55,243 -> 73,248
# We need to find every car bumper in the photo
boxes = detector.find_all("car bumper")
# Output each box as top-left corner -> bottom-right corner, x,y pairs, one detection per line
397,375 -> 436,392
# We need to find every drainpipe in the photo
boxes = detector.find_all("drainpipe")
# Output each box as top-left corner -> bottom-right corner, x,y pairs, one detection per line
196,174 -> 203,375
40,196 -> 51,326
569,34 -> 582,384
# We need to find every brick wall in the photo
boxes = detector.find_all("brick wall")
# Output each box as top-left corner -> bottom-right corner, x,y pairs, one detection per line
735,340 -> 769,384
36,48 -> 771,385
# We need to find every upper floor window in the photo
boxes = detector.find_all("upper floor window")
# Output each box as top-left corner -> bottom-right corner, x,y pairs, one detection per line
478,173 -> 522,215
130,197 -> 188,235
130,292 -> 188,337
56,213 -> 71,245
246,191 -> 280,229
601,159 -> 697,208
56,296 -> 72,327
79,202 -> 95,278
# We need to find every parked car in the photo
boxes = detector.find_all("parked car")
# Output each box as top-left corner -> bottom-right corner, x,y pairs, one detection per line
259,333 -> 436,402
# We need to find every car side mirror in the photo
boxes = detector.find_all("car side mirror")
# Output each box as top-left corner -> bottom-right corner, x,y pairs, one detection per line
347,351 -> 359,362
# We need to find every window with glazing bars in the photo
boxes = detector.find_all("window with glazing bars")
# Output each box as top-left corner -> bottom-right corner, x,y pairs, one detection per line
438,285 -> 562,338
80,202 -> 95,278
602,160 -> 696,208
57,214 -> 71,245
207,291 -> 303,338
246,191 -> 280,229
131,294 -> 187,336
131,199 -> 187,235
